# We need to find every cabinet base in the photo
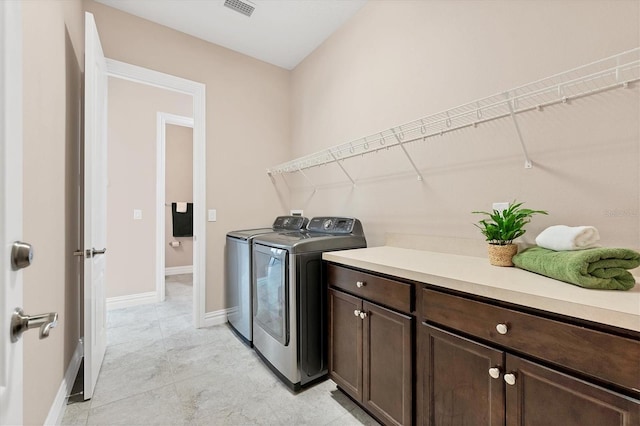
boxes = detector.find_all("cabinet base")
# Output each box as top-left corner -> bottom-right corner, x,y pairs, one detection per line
335,385 -> 386,426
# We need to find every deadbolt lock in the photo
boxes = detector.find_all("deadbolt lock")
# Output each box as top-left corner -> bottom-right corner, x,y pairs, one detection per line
11,241 -> 33,270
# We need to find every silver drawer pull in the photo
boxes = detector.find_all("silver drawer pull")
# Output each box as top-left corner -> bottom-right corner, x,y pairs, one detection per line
488,367 -> 501,379
504,373 -> 516,386
496,323 -> 509,335
354,309 -> 361,317
356,281 -> 365,288
359,311 -> 367,319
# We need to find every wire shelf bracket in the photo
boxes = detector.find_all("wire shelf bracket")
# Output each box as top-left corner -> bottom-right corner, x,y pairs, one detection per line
267,47 -> 640,182
505,92 -> 533,169
392,128 -> 424,181
328,148 -> 356,186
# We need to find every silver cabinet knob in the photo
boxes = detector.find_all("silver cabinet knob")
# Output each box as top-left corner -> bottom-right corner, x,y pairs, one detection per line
354,309 -> 361,317
356,281 -> 365,288
488,367 -> 501,379
10,308 -> 58,342
496,323 -> 509,335
359,311 -> 367,319
504,373 -> 516,386
11,241 -> 33,270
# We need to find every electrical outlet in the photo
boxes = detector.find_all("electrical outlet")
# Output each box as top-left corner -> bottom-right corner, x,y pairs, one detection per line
290,209 -> 303,217
492,202 -> 510,212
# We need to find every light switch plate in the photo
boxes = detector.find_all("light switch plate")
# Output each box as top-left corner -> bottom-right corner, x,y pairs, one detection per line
208,209 -> 217,222
492,202 -> 510,212
133,209 -> 142,220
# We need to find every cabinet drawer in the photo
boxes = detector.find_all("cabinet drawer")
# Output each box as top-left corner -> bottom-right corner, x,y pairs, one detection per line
422,288 -> 640,394
327,264 -> 411,313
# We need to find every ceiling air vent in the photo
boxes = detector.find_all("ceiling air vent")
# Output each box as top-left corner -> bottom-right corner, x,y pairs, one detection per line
224,0 -> 255,17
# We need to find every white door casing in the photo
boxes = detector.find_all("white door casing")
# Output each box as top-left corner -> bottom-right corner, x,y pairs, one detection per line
0,1 -> 23,424
83,11 -> 108,400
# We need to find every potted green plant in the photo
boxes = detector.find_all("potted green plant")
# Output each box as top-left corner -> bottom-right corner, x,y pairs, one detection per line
473,201 -> 548,266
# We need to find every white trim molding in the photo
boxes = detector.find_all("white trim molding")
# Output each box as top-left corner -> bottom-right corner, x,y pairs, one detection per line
47,340 -> 83,425
106,292 -> 157,310
106,59 -> 207,329
165,265 -> 194,276
203,308 -> 232,327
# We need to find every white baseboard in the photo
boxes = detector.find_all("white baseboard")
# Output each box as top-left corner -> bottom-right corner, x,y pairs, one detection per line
165,265 -> 193,276
106,291 -> 157,310
48,340 -> 83,425
203,308 -> 231,327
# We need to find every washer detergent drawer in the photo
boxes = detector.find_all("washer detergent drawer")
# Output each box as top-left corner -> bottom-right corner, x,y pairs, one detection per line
253,244 -> 289,346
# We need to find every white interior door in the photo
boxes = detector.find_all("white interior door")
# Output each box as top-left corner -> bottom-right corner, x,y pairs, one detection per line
83,11 -> 108,400
0,1 -> 23,423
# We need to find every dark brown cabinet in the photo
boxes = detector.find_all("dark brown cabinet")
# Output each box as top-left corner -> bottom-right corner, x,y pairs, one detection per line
418,324 -> 504,426
327,263 -> 414,426
418,290 -> 640,426
363,301 -> 412,426
506,354 -> 639,426
329,289 -> 362,401
327,260 -> 640,426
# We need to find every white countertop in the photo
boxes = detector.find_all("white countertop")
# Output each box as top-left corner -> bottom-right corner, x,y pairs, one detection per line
323,246 -> 640,332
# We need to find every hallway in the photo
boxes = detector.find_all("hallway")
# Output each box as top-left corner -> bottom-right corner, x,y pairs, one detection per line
62,274 -> 377,425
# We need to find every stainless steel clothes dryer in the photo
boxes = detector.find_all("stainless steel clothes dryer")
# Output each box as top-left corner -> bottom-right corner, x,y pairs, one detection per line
225,216 -> 308,345
251,217 -> 366,390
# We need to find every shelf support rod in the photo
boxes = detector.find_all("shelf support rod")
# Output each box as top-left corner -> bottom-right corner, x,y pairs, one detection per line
327,149 -> 356,185
297,166 -> 317,193
505,92 -> 533,169
392,129 -> 424,181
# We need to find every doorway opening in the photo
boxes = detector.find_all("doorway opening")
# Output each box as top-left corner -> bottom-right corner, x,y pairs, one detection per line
105,59 -> 206,328
158,113 -> 194,312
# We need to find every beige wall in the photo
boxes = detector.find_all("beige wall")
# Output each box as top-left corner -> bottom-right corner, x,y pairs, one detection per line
165,124 -> 194,268
22,0 -> 84,424
107,77 -> 192,298
289,0 -> 640,252
85,0 -> 291,312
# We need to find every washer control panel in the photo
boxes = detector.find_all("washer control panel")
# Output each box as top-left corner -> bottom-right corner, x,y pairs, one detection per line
272,216 -> 309,231
307,217 -> 358,234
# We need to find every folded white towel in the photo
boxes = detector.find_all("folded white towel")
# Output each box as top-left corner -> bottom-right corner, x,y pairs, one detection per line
176,202 -> 188,213
535,225 -> 600,251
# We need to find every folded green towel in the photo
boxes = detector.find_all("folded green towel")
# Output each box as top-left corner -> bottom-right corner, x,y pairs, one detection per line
512,246 -> 640,290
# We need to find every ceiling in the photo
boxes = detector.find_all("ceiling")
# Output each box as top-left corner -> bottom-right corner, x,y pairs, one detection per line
95,0 -> 367,70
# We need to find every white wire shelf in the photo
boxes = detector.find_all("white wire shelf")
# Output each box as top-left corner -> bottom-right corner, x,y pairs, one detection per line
267,48 -> 640,182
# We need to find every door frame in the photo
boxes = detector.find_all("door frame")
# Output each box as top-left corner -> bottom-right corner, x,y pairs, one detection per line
0,1 -> 23,424
105,59 -> 207,328
156,112 -> 194,302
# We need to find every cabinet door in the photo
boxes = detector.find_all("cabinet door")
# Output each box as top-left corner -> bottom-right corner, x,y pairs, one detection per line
505,354 -> 640,426
328,289 -> 363,401
363,301 -> 413,426
418,324 -> 505,426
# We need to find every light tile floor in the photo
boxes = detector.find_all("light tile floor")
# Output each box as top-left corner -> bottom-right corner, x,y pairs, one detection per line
62,274 -> 378,425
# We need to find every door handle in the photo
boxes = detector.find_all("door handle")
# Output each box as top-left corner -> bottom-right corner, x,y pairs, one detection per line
10,308 -> 58,342
74,249 -> 90,258
91,248 -> 107,256
74,248 -> 106,258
